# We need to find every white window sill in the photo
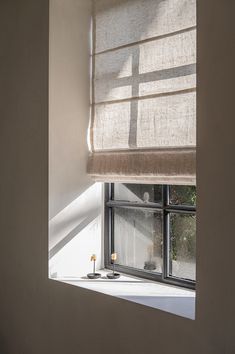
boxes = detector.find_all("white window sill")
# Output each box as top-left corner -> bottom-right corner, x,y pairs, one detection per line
52,269 -> 195,320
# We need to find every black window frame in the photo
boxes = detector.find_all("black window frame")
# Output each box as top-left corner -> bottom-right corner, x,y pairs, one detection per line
104,183 -> 196,290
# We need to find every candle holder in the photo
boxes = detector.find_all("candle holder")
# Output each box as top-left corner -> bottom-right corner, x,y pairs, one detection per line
87,254 -> 101,279
107,253 -> 120,279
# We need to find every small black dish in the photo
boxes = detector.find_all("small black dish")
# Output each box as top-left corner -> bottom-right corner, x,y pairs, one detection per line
106,272 -> 120,279
87,272 -> 101,279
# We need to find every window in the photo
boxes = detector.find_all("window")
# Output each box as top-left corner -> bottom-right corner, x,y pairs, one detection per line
105,184 -> 196,289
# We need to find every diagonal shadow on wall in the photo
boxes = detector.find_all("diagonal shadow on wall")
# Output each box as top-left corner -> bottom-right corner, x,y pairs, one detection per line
49,208 -> 100,259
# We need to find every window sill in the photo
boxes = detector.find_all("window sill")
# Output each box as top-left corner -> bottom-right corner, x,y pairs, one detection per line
52,269 -> 195,320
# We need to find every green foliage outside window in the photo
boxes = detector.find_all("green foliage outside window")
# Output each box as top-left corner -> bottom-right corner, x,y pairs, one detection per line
170,186 -> 196,262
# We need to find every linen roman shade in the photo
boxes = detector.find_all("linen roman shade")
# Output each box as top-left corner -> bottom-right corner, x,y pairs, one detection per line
87,0 -> 196,185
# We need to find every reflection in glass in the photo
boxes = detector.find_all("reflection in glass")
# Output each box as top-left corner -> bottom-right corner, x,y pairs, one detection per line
169,213 -> 196,281
169,185 -> 196,206
114,208 -> 163,273
114,184 -> 162,204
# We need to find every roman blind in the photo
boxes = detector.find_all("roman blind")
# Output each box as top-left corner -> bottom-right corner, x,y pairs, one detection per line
87,0 -> 196,185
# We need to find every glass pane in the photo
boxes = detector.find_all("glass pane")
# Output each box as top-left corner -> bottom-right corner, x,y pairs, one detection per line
114,184 -> 162,204
114,208 -> 163,273
169,213 -> 196,281
169,185 -> 196,206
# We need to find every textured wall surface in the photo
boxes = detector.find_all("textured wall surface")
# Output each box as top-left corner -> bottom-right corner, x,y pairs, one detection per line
0,1 -> 235,353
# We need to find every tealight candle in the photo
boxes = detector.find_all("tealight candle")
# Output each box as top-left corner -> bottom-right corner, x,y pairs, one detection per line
111,253 -> 117,261
107,252 -> 120,279
87,254 -> 101,279
90,254 -> 97,261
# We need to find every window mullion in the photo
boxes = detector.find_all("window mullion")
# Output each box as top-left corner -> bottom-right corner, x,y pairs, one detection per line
162,185 -> 169,280
111,183 -> 114,200
110,207 -> 114,254
104,184 -> 111,268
